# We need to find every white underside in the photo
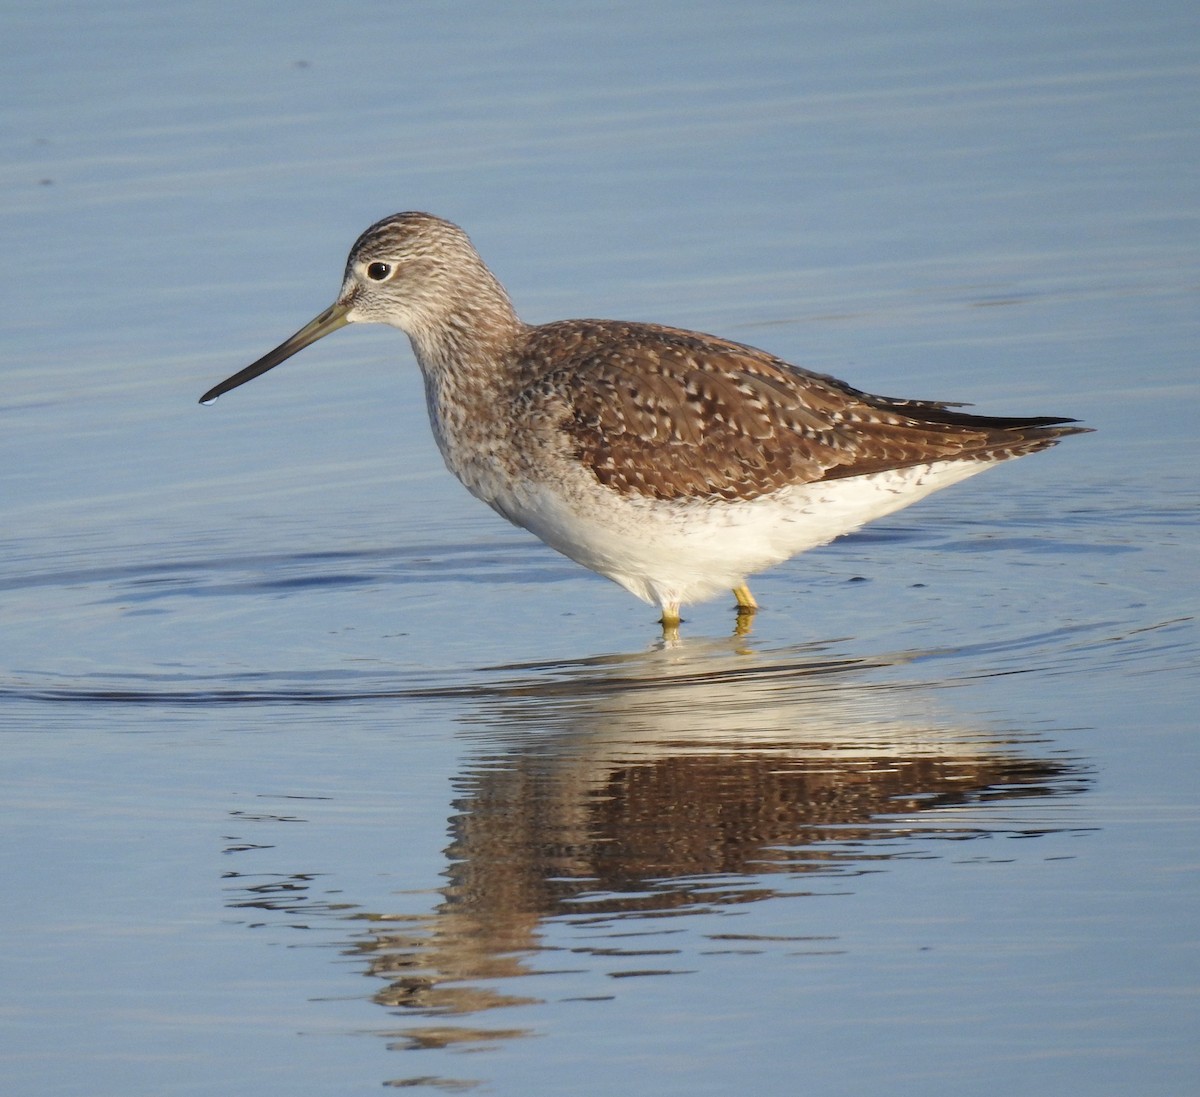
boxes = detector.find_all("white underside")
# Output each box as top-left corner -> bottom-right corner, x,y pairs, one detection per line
466,458 -> 1000,612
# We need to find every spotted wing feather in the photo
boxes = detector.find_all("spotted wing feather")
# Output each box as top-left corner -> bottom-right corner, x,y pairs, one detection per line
515,320 -> 1085,502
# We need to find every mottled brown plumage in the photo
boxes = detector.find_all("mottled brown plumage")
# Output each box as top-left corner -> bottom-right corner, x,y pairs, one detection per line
201,212 -> 1089,630
514,320 -> 1080,503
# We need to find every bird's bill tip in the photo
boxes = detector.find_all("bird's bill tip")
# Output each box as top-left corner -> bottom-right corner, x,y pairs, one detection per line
198,300 -> 351,405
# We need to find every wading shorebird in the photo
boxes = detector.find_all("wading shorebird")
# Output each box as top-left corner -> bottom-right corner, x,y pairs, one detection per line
200,212 -> 1088,632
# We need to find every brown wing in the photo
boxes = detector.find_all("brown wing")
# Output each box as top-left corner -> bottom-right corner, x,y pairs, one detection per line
514,320 -> 1085,502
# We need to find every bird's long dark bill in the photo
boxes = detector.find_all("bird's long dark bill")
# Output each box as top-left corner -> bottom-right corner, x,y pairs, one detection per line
199,301 -> 350,405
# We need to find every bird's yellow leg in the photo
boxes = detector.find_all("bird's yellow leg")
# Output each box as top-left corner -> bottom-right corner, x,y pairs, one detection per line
660,601 -> 682,641
732,584 -> 758,613
729,585 -> 758,638
732,584 -> 758,636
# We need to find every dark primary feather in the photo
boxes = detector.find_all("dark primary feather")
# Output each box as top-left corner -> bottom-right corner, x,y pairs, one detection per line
514,320 -> 1088,503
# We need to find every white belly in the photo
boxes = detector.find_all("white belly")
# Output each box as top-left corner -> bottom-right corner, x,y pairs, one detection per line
469,458 -> 996,609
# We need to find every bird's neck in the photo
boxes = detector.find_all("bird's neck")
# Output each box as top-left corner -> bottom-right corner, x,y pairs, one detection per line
405,277 -> 532,478
406,270 -> 526,385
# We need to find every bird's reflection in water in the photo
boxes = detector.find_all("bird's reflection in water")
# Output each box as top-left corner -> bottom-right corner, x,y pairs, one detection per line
225,639 -> 1089,1077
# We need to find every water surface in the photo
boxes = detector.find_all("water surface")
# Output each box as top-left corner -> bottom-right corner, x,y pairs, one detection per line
2,3 -> 1197,1095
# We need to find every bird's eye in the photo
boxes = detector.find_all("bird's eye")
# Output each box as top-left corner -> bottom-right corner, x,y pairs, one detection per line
366,262 -> 392,281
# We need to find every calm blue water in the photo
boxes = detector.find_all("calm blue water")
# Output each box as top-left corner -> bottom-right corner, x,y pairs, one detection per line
2,2 -> 1197,1095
